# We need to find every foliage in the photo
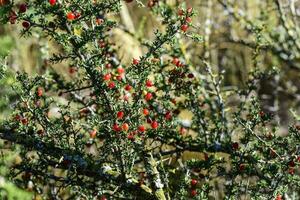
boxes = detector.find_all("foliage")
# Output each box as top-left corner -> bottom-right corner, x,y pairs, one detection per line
0,0 -> 300,199
0,140 -> 32,200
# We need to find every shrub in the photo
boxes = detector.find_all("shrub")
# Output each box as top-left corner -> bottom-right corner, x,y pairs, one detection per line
0,0 -> 299,199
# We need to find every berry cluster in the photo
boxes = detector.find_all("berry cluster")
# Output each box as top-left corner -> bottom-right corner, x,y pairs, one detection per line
0,0 -> 299,199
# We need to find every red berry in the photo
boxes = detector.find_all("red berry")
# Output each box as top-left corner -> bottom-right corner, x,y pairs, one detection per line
146,80 -> 153,87
21,118 -> 28,125
113,124 -> 121,132
22,21 -> 30,29
99,41 -> 106,48
15,114 -> 22,121
191,179 -> 198,186
108,81 -> 115,89
37,87 -> 43,97
37,129 -> 44,135
19,3 -> 27,13
151,121 -> 158,129
9,11 -> 18,24
204,153 -> 209,161
96,18 -> 104,25
143,108 -> 149,116
288,167 -> 295,175
181,24 -> 189,32
165,111 -> 172,120
105,63 -> 112,69
103,73 -> 111,81
186,17 -> 192,23
288,160 -> 295,167
127,133 -> 134,140
187,7 -> 193,13
132,131 -> 138,136
191,189 -> 197,197
69,66 -> 77,74
172,57 -> 180,66
74,12 -> 81,19
123,94 -> 129,101
124,84 -> 132,91
188,73 -> 194,78
138,125 -> 146,132
178,9 -> 184,16
122,123 -> 129,131
0,0 -> 9,6
232,142 -> 239,150
145,92 -> 153,101
49,0 -> 56,6
117,67 -> 125,74
67,12 -> 76,20
89,130 -> 97,139
146,118 -> 152,124
239,164 -> 245,171
179,127 -> 187,135
147,0 -> 154,8
100,196 -> 107,200
172,58 -> 182,67
117,111 -> 124,119
116,75 -> 122,81
132,58 -> 139,65
275,195 -> 282,200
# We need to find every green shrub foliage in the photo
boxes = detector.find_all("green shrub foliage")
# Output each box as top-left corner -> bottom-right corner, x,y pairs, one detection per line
0,0 -> 300,199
